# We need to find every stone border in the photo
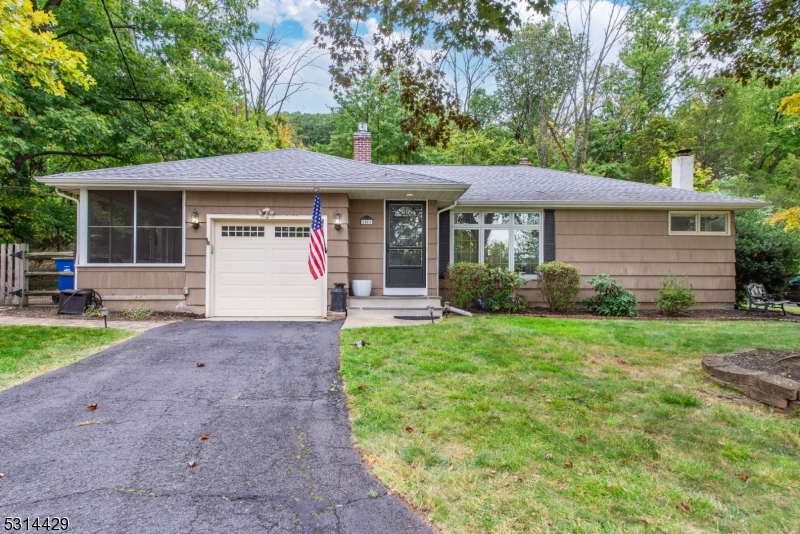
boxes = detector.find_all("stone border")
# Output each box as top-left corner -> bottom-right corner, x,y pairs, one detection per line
703,349 -> 800,410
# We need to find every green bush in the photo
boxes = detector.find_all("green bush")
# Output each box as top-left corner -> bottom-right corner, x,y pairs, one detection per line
735,209 -> 800,302
535,261 -> 581,312
446,262 -> 528,312
582,274 -> 638,317
653,275 -> 696,316
123,305 -> 153,320
83,304 -> 104,318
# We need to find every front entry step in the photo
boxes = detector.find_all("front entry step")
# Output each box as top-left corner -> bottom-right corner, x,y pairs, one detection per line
346,296 -> 442,318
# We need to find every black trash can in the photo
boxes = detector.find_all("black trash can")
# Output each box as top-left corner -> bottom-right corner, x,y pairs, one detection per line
330,283 -> 347,313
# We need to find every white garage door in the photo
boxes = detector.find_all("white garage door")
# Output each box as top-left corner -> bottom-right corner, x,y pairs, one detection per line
212,221 -> 324,317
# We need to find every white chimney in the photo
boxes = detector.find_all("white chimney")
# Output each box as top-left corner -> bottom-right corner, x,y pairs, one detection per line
671,148 -> 694,191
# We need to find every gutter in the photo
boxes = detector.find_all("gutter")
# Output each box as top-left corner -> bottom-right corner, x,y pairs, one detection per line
454,200 -> 771,210
435,202 -> 457,296
54,188 -> 80,289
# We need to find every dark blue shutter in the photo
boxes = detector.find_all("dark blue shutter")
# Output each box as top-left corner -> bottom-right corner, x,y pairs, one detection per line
544,210 -> 555,262
439,210 -> 450,278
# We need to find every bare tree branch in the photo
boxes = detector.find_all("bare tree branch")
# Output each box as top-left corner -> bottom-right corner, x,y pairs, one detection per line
231,21 -> 325,121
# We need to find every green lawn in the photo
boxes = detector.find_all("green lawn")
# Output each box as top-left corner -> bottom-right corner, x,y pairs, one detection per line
341,317 -> 800,534
0,326 -> 137,391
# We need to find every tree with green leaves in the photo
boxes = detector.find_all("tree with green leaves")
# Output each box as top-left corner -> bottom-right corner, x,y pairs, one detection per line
314,0 -> 552,149
1,0 -> 270,247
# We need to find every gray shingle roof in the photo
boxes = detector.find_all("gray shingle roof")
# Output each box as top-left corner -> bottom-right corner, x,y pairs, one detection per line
387,164 -> 767,207
38,149 -> 460,187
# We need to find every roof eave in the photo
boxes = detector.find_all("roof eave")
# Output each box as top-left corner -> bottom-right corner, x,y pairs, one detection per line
454,200 -> 771,210
34,177 -> 469,193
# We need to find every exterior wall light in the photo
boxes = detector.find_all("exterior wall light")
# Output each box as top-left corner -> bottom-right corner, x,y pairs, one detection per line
334,212 -> 343,230
191,210 -> 200,229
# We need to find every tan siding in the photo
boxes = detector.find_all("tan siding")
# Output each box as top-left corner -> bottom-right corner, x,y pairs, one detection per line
348,199 -> 384,292
78,267 -> 185,295
428,201 -> 437,296
516,209 -> 736,307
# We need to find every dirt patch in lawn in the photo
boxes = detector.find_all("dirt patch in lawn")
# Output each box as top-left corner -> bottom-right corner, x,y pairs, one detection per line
0,305 -> 198,322
726,350 -> 800,380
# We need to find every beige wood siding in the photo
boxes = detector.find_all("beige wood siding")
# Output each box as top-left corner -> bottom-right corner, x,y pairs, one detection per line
517,209 -> 735,308
348,199 -> 384,293
427,201 -> 437,296
77,267 -> 185,295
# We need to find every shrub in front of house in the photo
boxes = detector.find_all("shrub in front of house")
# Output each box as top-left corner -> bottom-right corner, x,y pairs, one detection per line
123,304 -> 153,320
582,274 -> 638,317
446,263 -> 528,312
653,275 -> 696,316
535,261 -> 581,312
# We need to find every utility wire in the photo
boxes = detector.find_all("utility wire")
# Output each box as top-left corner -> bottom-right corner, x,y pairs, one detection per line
99,0 -> 166,161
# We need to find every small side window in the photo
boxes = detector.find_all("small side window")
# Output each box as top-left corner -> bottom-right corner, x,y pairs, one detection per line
670,214 -> 696,233
700,214 -> 727,233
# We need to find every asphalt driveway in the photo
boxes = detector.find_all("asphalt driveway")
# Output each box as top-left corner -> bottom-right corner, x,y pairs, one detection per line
0,321 -> 433,534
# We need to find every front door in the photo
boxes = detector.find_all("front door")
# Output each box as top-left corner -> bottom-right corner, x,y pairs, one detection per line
385,201 -> 426,288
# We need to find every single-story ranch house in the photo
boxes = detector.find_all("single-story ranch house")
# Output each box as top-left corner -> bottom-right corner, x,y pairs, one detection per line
37,127 -> 768,317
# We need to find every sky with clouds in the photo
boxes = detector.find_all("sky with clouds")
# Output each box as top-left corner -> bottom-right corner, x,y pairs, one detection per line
246,0 -> 630,114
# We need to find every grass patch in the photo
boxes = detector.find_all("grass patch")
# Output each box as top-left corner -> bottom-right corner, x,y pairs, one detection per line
341,316 -> 800,533
0,326 -> 136,391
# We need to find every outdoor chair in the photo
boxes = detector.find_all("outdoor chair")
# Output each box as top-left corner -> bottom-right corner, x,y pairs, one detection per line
744,283 -> 791,316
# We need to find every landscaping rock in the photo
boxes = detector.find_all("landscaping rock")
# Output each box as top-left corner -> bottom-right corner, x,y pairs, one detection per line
756,375 -> 800,401
707,376 -> 750,395
707,365 -> 767,385
701,355 -> 727,371
748,387 -> 790,409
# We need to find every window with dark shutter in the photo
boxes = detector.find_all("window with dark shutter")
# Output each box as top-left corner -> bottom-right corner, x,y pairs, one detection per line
543,210 -> 555,262
438,210 -> 450,278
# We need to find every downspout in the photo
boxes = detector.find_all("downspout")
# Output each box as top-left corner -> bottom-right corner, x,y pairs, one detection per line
435,201 -> 457,296
55,188 -> 80,289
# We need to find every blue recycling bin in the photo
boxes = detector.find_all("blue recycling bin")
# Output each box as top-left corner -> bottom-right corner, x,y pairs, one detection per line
55,258 -> 75,291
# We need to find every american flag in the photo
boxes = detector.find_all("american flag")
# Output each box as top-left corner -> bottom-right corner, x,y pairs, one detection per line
308,193 -> 327,280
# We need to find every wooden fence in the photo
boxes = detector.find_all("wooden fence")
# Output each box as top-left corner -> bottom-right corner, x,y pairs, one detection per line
1,245 -> 75,306
1,244 -> 27,305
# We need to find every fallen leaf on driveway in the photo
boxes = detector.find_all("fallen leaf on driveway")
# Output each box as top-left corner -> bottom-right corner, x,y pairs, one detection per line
405,425 -> 414,433
87,403 -> 98,411
188,461 -> 197,468
177,332 -> 182,335
0,473 -> 4,478
675,500 -> 691,515
200,434 -> 210,440
196,362 -> 205,367
577,435 -> 587,442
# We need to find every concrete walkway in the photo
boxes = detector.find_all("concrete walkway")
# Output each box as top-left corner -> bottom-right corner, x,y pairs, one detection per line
342,316 -> 440,329
0,320 -> 433,534
0,315 -> 176,331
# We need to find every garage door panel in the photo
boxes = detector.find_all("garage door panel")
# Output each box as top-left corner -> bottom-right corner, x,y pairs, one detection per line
213,220 -> 322,317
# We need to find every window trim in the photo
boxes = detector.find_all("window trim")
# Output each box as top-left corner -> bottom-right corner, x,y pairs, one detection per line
450,209 -> 543,279
81,190 -> 186,267
668,211 -> 730,236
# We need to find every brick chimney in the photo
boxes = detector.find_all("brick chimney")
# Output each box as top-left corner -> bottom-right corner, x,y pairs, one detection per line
353,122 -> 371,163
671,147 -> 694,191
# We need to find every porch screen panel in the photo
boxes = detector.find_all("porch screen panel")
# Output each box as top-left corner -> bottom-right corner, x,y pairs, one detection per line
136,191 -> 183,263
88,191 -> 134,263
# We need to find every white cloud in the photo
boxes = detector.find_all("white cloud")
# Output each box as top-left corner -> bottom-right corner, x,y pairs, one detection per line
250,0 -> 326,38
